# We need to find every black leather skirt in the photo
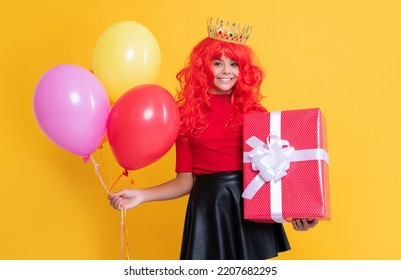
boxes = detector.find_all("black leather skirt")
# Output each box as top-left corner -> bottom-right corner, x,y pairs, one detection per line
180,170 -> 290,260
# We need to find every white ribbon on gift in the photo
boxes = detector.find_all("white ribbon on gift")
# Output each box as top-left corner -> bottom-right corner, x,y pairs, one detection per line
242,111 -> 329,223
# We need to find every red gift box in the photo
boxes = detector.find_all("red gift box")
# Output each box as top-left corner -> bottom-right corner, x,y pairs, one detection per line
242,108 -> 330,223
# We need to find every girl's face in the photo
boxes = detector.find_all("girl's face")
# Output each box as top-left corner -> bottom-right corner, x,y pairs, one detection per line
210,55 -> 239,95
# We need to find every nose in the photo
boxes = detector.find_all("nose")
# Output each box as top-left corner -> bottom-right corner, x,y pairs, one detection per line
222,63 -> 231,74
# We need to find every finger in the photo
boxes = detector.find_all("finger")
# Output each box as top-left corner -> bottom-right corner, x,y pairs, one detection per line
310,219 -> 319,228
115,189 -> 129,196
109,190 -> 125,200
110,199 -> 117,209
301,219 -> 309,229
109,196 -> 116,204
115,199 -> 124,210
294,219 -> 308,231
108,191 -> 123,200
110,197 -> 122,209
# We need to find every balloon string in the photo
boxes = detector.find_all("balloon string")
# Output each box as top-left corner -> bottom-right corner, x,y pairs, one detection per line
86,155 -> 131,259
107,168 -> 131,259
97,145 -> 106,177
109,169 -> 128,193
121,206 -> 130,260
108,169 -> 130,259
89,155 -> 109,194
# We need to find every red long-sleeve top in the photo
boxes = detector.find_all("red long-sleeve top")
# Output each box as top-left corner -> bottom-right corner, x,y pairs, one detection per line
175,94 -> 243,175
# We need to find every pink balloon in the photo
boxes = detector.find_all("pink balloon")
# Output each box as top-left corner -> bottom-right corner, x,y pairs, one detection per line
33,64 -> 110,156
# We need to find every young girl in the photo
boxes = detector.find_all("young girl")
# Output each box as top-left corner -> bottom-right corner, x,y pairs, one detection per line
109,18 -> 318,260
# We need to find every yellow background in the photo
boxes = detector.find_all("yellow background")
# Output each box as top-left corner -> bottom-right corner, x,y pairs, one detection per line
1,0 -> 400,260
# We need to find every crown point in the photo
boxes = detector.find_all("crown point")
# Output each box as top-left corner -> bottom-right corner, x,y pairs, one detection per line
207,17 -> 252,45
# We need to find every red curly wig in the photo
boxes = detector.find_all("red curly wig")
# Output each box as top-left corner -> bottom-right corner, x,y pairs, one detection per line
176,37 -> 266,140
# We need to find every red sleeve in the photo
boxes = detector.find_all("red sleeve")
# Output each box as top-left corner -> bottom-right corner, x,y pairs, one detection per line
175,137 -> 193,173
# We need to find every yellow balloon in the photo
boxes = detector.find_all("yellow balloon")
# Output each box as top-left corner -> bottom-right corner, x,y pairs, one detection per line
93,21 -> 161,102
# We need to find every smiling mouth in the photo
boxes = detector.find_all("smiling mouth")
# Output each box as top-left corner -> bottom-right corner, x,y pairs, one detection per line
218,78 -> 234,81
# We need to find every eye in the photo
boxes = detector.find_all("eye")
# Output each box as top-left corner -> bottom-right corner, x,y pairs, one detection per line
230,61 -> 238,67
213,60 -> 222,66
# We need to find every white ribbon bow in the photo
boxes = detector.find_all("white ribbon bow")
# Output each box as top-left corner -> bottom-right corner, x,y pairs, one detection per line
247,133 -> 295,184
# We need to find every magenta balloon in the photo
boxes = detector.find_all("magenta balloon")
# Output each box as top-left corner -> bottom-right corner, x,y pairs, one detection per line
33,64 -> 110,156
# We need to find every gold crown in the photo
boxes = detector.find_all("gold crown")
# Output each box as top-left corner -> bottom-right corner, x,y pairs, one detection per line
207,17 -> 252,45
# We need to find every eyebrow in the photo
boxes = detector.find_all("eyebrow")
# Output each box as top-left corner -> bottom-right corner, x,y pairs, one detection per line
212,58 -> 237,62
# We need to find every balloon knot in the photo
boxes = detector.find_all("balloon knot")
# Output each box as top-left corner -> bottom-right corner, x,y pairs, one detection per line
82,155 -> 90,163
